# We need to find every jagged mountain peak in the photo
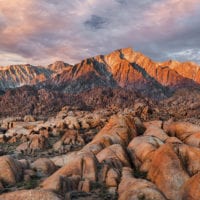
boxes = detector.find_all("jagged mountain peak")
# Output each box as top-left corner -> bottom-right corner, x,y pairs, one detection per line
159,59 -> 200,83
0,64 -> 31,70
0,64 -> 53,90
47,61 -> 72,73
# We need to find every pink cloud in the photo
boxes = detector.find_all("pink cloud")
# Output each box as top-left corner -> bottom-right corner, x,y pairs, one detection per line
0,0 -> 200,65
143,0 -> 200,32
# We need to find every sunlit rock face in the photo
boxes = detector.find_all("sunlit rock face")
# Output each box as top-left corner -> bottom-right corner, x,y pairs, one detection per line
0,64 -> 53,90
0,48 -> 199,93
47,48 -> 199,95
47,61 -> 72,73
160,60 -> 200,83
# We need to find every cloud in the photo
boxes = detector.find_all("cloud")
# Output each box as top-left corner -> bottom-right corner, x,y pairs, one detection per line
167,49 -> 200,64
84,15 -> 108,30
0,0 -> 200,66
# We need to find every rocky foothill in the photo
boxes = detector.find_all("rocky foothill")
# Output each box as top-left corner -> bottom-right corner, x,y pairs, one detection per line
0,100 -> 200,200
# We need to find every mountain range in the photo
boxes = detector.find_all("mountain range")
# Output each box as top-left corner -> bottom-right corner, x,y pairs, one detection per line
0,47 -> 199,117
1,48 -> 200,92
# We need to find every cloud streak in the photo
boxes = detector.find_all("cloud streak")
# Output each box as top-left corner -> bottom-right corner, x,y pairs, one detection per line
0,0 -> 200,66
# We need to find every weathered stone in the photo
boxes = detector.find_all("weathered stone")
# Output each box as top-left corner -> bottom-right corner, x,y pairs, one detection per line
105,168 -> 120,187
29,134 -> 49,150
78,179 -> 91,192
0,189 -> 62,200
24,115 -> 36,122
96,144 -> 130,168
64,116 -> 80,129
118,167 -> 166,200
144,120 -> 163,129
41,152 -> 97,192
128,136 -> 163,172
144,126 -> 168,142
0,156 -> 23,186
147,143 -> 189,200
31,158 -> 57,176
180,173 -> 200,200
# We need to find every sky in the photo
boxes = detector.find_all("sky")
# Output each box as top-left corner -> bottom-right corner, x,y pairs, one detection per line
0,0 -> 200,66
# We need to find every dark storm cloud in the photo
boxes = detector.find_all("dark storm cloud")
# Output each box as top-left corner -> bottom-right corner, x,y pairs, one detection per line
84,15 -> 107,30
0,0 -> 200,66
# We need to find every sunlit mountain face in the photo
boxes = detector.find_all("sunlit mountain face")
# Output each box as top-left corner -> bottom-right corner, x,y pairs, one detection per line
0,47 -> 199,94
1,1 -> 200,200
0,0 -> 200,66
